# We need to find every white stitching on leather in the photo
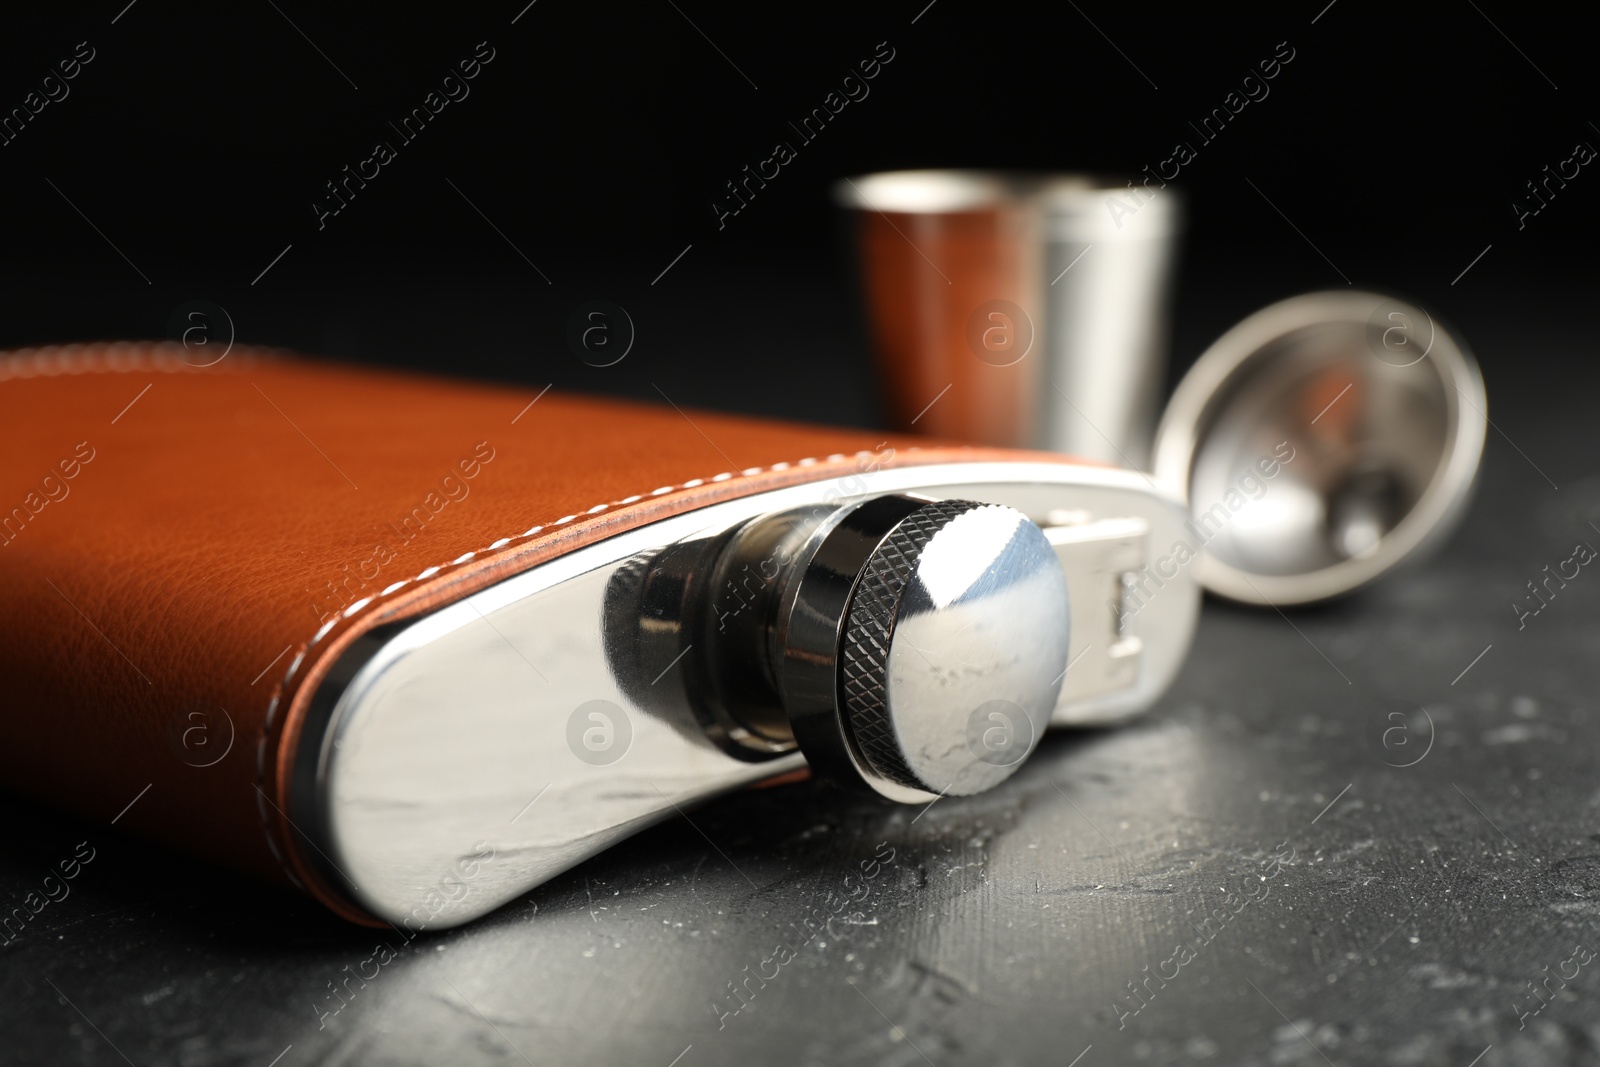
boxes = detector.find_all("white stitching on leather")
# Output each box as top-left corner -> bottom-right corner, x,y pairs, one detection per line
0,341 -> 268,381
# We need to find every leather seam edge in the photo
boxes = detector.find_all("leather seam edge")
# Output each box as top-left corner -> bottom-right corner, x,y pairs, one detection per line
0,341 -> 276,381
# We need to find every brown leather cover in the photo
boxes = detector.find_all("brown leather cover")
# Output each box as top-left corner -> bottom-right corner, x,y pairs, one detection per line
0,342 -> 1078,925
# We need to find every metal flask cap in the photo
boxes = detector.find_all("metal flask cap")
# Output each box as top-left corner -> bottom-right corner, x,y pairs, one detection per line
1152,291 -> 1488,606
780,496 -> 1071,801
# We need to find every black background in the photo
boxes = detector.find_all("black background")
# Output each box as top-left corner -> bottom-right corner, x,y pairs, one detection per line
4,4 -> 1600,1067
0,2 -> 1594,416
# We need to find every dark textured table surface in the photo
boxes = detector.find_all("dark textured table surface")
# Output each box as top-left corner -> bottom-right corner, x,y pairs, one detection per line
2,267 -> 1598,1067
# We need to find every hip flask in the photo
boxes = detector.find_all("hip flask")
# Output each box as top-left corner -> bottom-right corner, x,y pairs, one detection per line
0,345 -> 1199,928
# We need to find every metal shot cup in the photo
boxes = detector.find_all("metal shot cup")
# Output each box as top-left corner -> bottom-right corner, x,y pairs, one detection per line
835,170 -> 1180,465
